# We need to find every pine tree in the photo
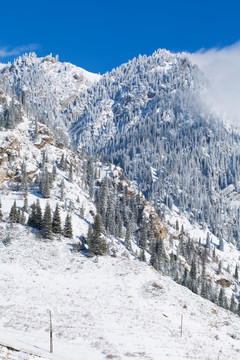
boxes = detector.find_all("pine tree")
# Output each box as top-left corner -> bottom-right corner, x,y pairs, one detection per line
125,221 -> 132,250
89,214 -> 107,256
59,154 -> 65,169
234,264 -> 239,281
52,164 -> 57,181
60,179 -> 65,201
23,196 -> 28,213
0,200 -> 2,222
218,237 -> 224,251
16,209 -> 21,223
206,232 -> 210,249
140,248 -> 146,262
230,293 -> 237,313
63,214 -> 73,238
176,220 -> 179,231
87,224 -> 93,256
35,200 -> 42,229
9,201 -> 17,223
139,219 -> 147,249
20,210 -> 26,225
80,204 -> 85,219
43,203 -> 53,240
190,259 -> 197,281
218,287 -> 227,309
21,162 -> 28,192
69,163 -> 73,182
27,202 -> 37,227
52,203 -> 62,234
41,150 -> 46,169
159,237 -> 168,267
150,240 -> 157,269
41,170 -> 50,198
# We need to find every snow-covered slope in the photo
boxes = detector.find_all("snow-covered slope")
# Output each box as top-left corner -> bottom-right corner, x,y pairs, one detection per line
0,238 -> 240,360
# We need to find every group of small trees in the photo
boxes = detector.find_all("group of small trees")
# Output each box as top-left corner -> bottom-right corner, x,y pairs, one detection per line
28,201 -> 73,240
0,99 -> 23,130
7,199 -> 73,241
9,200 -> 26,225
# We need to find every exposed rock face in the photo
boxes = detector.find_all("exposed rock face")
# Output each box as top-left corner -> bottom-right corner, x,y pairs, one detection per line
216,279 -> 232,288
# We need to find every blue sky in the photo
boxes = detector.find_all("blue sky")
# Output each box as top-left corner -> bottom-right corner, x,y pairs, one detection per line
0,0 -> 239,73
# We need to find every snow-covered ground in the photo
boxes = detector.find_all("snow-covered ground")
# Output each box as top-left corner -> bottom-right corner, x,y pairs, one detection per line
0,226 -> 240,360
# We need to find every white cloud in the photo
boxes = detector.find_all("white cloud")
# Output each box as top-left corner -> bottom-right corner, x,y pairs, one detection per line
0,44 -> 38,59
189,42 -> 240,128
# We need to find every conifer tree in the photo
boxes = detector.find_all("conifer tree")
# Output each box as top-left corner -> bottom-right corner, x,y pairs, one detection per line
0,200 -> 2,222
60,179 -> 65,201
218,237 -> 224,251
21,162 -> 28,192
139,219 -> 147,249
20,210 -> 26,225
35,200 -> 42,229
41,170 -> 50,198
234,264 -> 239,281
176,220 -> 179,231
89,214 -> 107,256
157,237 -> 168,271
87,224 -> 93,256
23,196 -> 29,213
230,293 -> 237,313
80,204 -> 85,219
9,201 -> 17,223
69,163 -> 73,182
16,209 -> 21,223
150,240 -> 157,269
27,202 -> 37,227
218,287 -> 227,309
63,214 -> 73,238
125,221 -> 132,250
59,154 -> 65,169
52,164 -> 57,181
43,203 -> 53,240
52,203 -> 62,234
140,248 -> 146,262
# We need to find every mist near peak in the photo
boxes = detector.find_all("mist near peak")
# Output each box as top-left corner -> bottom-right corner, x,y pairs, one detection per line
189,42 -> 240,128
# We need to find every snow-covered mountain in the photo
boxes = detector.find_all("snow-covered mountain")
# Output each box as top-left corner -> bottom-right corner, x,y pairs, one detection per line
1,50 -> 240,359
68,49 -> 240,255
0,53 -> 100,141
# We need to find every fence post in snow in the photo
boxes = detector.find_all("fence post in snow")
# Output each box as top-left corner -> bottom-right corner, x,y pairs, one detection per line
180,314 -> 183,337
49,310 -> 53,353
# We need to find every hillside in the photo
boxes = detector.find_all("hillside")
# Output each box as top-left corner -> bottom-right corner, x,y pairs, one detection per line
1,239 -> 240,360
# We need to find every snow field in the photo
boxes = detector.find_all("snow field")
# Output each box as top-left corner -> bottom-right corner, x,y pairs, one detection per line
0,226 -> 240,359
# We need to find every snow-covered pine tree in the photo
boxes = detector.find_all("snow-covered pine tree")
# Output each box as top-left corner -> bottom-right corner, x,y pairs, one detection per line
9,201 -> 17,223
52,203 -> 62,234
69,163 -> 73,182
60,179 -> 65,201
89,214 -> 107,256
35,200 -> 42,229
43,203 -> 53,240
0,200 -> 2,221
63,214 -> 73,238
139,219 -> 147,250
23,196 -> 29,213
27,202 -> 37,228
